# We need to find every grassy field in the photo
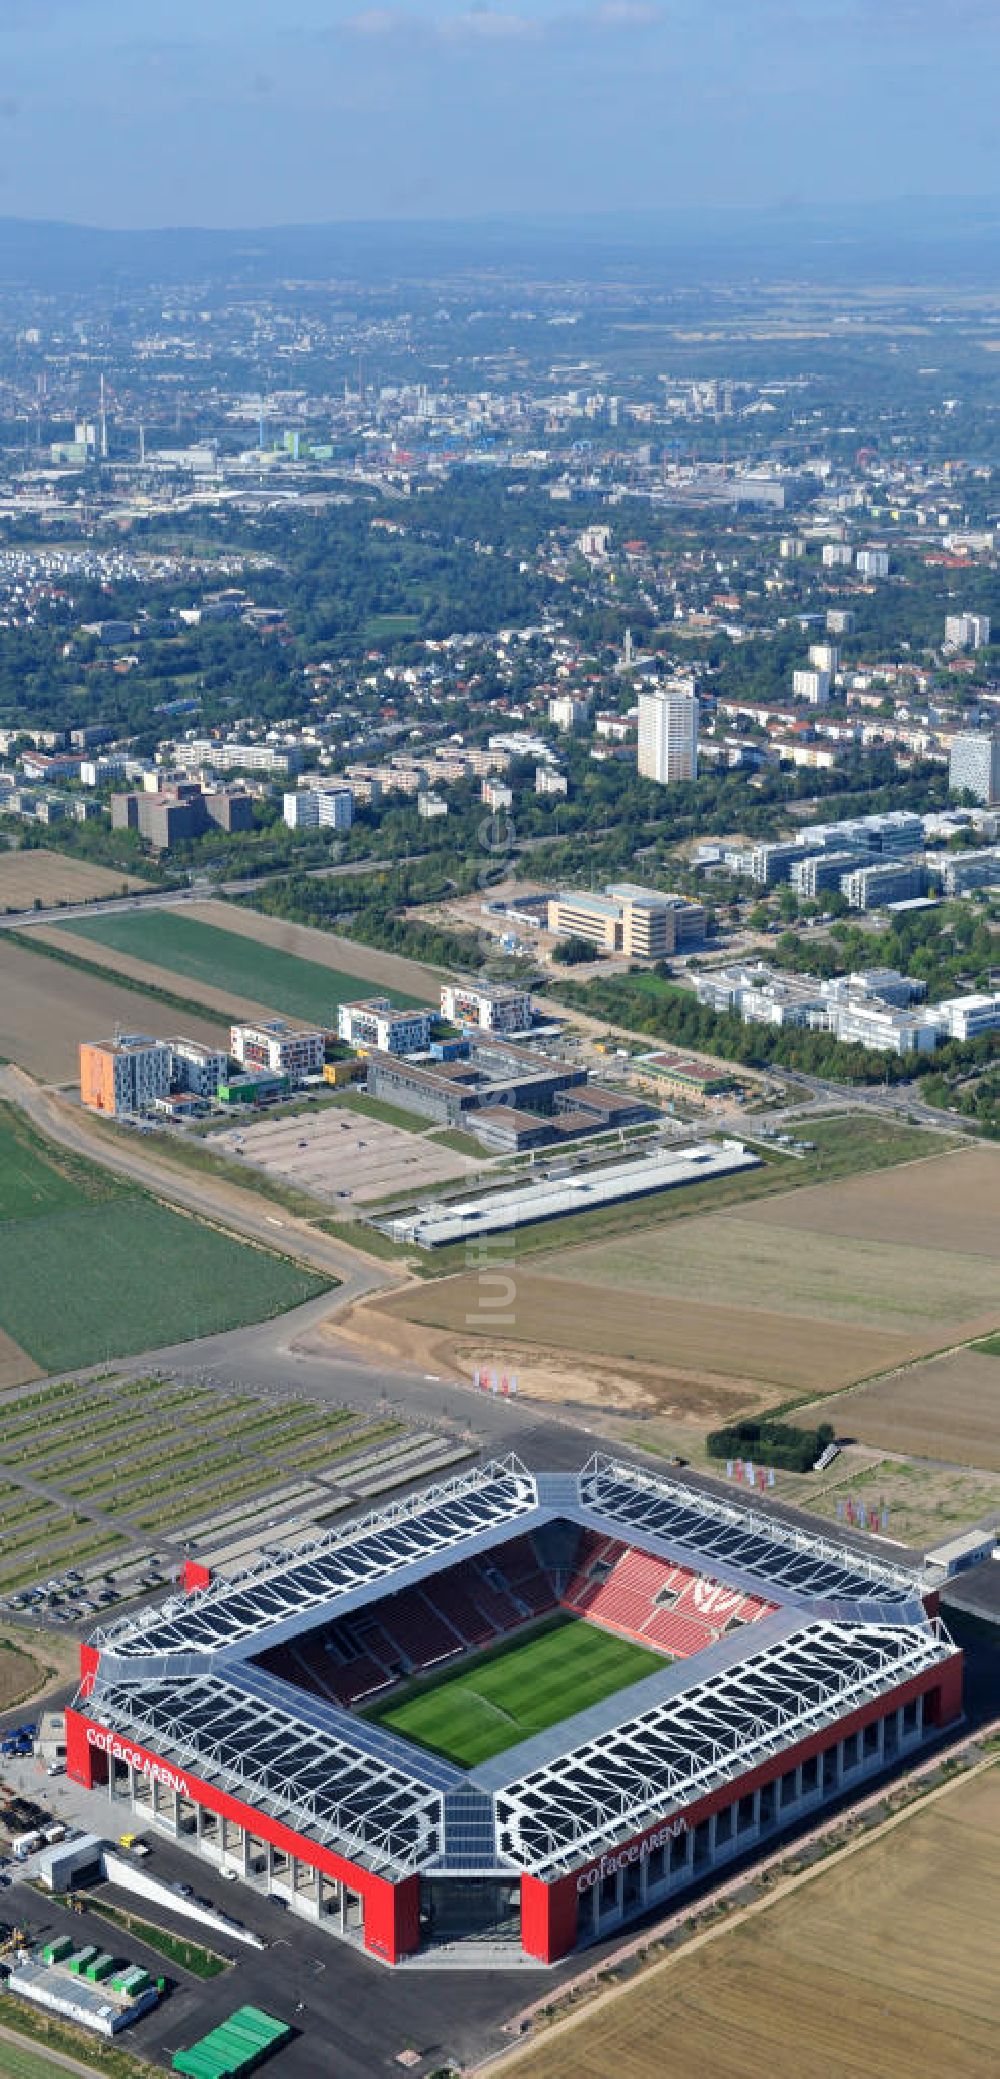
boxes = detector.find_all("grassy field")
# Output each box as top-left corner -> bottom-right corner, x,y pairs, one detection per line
0,1637 -> 43,1709
502,1763 -> 1000,2079
0,1997 -> 153,2076
63,910 -> 423,1019
0,1103 -> 327,1373
368,1615 -> 664,1767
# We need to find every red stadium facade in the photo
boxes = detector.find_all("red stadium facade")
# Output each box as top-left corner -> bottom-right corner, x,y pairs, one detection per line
65,1459 -> 964,1967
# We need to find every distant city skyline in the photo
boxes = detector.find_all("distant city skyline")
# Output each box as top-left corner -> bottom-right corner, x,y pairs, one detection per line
8,0 -> 1000,229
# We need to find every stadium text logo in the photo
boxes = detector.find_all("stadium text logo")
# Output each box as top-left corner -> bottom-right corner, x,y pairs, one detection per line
86,1727 -> 187,1796
575,1817 -> 688,1894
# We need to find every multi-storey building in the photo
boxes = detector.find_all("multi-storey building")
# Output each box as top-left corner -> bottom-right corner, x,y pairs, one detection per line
337,998 -> 433,1056
167,1038 -> 230,1099
440,982 -> 534,1035
944,613 -> 991,650
938,848 -> 1000,895
112,783 -> 253,850
282,786 -> 354,832
792,668 -> 830,705
856,547 -> 890,578
230,1021 -> 326,1081
840,861 -> 926,910
547,885 -> 705,959
637,687 -> 699,785
949,730 -> 1000,807
79,1035 -> 171,1117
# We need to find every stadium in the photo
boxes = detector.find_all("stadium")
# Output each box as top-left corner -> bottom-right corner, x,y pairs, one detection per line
65,1456 -> 963,1967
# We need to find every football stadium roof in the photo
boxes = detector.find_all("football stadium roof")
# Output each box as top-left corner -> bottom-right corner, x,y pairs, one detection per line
80,1456 -> 952,1883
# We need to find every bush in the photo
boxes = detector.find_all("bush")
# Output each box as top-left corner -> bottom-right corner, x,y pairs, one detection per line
706,1418 -> 835,1473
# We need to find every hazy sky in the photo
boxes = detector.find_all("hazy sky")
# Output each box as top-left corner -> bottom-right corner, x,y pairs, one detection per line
7,0 -> 1000,228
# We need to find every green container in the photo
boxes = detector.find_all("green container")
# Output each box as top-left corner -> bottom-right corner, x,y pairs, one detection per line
42,1936 -> 73,1964
86,1953 -> 116,1982
67,1946 -> 98,1975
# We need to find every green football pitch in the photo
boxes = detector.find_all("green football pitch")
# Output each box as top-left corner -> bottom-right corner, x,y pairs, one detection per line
367,1614 -> 665,1768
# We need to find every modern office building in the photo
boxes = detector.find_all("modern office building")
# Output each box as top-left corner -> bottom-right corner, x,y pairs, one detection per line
230,1021 -> 326,1081
167,1039 -> 230,1100
547,884 -> 705,959
337,998 -> 433,1056
637,687 -> 699,785
840,861 -> 926,911
79,1035 -> 171,1117
440,982 -> 534,1035
949,730 -> 1000,807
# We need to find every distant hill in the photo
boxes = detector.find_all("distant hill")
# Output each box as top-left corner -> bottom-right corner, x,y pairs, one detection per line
1,202 -> 998,289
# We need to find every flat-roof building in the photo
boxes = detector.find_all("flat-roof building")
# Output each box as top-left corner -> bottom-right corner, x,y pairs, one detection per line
230,1021 -> 325,1081
337,998 -> 433,1056
79,1035 -> 171,1118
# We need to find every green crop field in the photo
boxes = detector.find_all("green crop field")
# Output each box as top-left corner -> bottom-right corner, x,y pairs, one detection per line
0,1104 -> 328,1373
63,911 -> 423,1020
368,1615 -> 665,1767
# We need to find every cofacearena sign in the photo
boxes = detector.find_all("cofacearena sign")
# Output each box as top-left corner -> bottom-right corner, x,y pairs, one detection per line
575,1816 -> 688,1894
86,1726 -> 187,1797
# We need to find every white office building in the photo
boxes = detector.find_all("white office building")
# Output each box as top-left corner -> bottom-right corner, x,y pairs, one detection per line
637,687 -> 699,785
167,1038 -> 229,1099
337,998 -> 433,1055
440,982 -> 534,1035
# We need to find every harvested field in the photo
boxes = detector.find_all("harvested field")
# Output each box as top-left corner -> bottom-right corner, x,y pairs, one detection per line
501,1765 -> 1000,2079
0,936 -> 228,1081
541,1213 -> 1000,1338
805,1347 -> 1000,1472
0,1330 -> 41,1392
743,1143 -> 1000,1259
211,1105 -> 479,1207
377,1274 -> 921,1393
0,848 -> 148,910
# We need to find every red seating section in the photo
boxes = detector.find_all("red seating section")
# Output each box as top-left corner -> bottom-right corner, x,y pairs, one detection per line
256,1526 -> 777,1705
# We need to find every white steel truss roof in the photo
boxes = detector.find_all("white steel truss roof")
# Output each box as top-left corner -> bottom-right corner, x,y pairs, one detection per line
91,1671 -> 447,1880
579,1456 -> 921,1608
493,1618 -> 951,1878
77,1456 -> 951,1884
98,1457 -> 539,1662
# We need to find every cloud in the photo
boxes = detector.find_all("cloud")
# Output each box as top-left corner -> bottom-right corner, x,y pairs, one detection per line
439,10 -> 535,39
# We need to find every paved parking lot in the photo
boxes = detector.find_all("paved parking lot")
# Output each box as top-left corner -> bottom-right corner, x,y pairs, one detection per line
211,1106 -> 479,1206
